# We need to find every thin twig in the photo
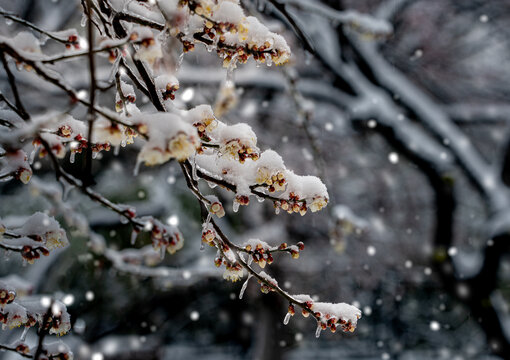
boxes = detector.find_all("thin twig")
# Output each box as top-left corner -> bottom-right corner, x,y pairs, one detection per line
0,52 -> 29,120
0,10 -> 69,44
40,138 -> 146,229
84,0 -> 98,187
33,299 -> 53,360
0,344 -> 32,358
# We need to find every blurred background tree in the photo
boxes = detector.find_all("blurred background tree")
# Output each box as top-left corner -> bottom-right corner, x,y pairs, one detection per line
1,0 -> 510,359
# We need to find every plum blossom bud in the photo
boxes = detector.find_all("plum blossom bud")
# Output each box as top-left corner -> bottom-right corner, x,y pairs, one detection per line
223,263 -> 243,282
16,168 -> 32,184
209,201 -> 225,218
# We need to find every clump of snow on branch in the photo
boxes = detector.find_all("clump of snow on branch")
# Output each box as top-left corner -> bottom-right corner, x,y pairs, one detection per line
161,0 -> 291,67
0,213 -> 68,263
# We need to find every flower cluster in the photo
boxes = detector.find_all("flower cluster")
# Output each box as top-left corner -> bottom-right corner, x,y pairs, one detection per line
258,271 -> 278,294
256,168 -> 286,193
222,262 -> 244,282
27,113 -> 130,163
174,0 -> 291,68
274,172 -> 329,215
115,80 -> 137,113
20,244 -> 50,264
218,123 -> 259,163
131,26 -> 162,65
201,225 -> 217,246
118,245 -> 164,267
134,113 -> 200,167
0,282 -> 16,307
185,105 -> 219,142
214,81 -> 238,117
0,302 -> 27,329
34,340 -> 73,360
287,295 -> 362,335
0,213 -> 68,263
279,241 -> 304,259
155,74 -> 180,102
0,149 -> 32,184
243,239 -> 273,268
209,200 -> 226,218
144,218 -> 184,256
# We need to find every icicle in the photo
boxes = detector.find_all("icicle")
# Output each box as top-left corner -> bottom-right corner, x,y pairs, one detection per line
200,242 -> 205,251
283,312 -> 291,325
207,181 -> 217,189
257,0 -> 266,12
256,195 -> 264,203
69,151 -> 76,164
305,51 -> 313,66
114,145 -> 120,156
29,147 -> 38,164
177,52 -> 185,69
5,18 -> 13,26
130,230 -> 138,245
60,178 -> 73,201
92,151 -> 98,159
275,207 -> 280,215
160,246 -> 165,260
232,200 -> 240,213
247,256 -> 253,266
133,158 -> 141,176
0,175 -> 13,182
120,215 -> 129,224
4,250 -> 11,261
121,140 -> 127,148
265,54 -> 272,67
80,14 -> 87,27
315,323 -> 322,338
239,274 -> 252,299
191,157 -> 198,181
204,213 -> 212,228
226,57 -> 237,82
20,326 -> 29,342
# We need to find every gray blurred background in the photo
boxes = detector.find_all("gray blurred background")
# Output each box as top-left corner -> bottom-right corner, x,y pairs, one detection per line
1,0 -> 510,359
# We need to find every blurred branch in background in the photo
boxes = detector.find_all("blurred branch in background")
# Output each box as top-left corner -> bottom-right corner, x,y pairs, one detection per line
1,0 -> 510,359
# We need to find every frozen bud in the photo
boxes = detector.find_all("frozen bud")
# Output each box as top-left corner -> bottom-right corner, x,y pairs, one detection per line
235,195 -> 250,207
279,243 -> 287,250
210,202 -> 225,218
168,133 -> 199,162
309,196 -> 328,213
288,304 -> 295,316
15,343 -> 30,355
166,233 -> 184,255
0,286 -> 16,306
290,250 -> 299,259
297,242 -> 305,251
45,230 -> 68,250
137,123 -> 148,135
299,205 -> 307,216
214,257 -> 222,267
201,229 -> 216,245
302,309 -> 309,317
16,168 -> 32,184
223,263 -> 243,282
